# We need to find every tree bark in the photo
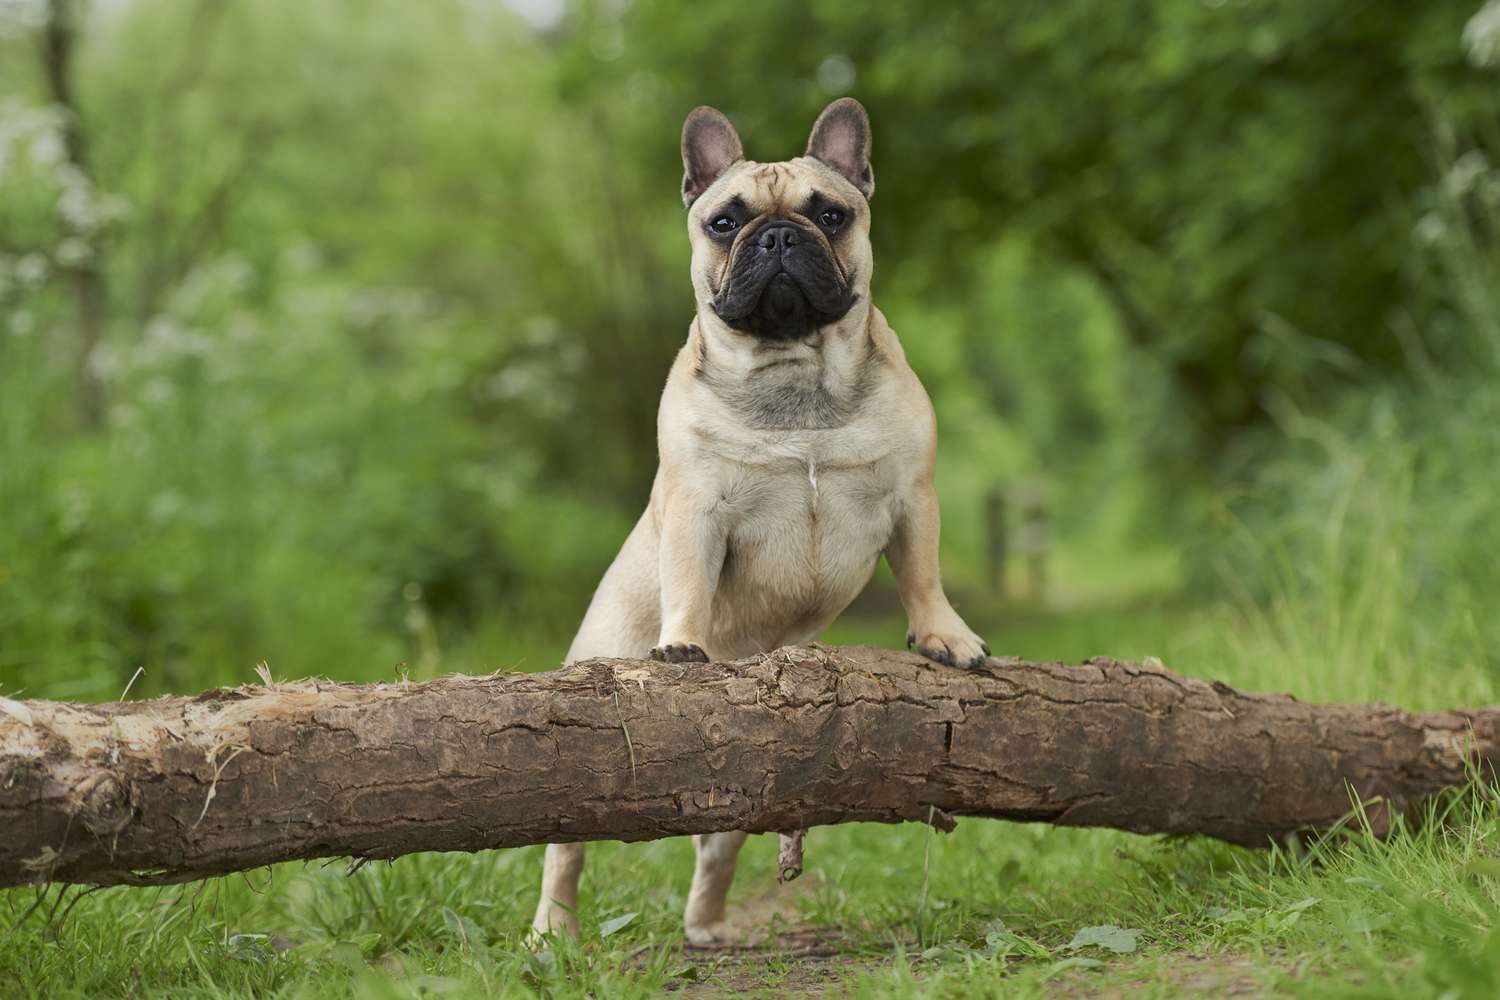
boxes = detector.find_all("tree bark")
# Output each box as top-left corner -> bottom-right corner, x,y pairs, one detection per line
2,645 -> 1496,889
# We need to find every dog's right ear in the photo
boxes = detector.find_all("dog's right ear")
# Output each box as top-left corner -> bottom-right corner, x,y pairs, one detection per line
681,106 -> 743,208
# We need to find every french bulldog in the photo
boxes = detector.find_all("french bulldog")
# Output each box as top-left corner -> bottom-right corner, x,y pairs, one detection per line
531,98 -> 988,945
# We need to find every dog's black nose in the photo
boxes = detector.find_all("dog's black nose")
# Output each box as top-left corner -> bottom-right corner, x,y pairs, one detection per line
755,223 -> 803,252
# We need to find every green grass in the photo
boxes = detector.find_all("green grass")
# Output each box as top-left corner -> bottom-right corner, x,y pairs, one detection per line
6,603 -> 1500,999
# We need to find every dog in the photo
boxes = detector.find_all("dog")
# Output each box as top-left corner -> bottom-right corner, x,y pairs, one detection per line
530,98 -> 989,945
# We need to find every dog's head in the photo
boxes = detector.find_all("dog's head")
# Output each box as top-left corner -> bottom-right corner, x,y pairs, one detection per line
682,99 -> 874,342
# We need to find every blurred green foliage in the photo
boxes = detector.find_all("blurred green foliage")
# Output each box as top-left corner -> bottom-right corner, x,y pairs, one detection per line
1,0 -> 1498,702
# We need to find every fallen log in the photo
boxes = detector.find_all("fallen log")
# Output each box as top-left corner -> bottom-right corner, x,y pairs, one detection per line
1,645 -> 1496,889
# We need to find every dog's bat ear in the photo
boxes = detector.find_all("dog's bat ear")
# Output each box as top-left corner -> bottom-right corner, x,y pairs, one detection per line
806,97 -> 874,201
681,106 -> 744,208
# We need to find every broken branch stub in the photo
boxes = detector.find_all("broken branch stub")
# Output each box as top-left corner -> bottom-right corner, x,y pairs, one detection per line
777,829 -> 805,883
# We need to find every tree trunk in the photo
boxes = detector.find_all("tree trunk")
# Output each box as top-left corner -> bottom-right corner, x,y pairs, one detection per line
2,646 -> 1496,889
41,0 -> 107,429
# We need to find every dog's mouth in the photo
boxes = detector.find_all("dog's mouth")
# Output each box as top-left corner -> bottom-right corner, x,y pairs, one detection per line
711,225 -> 856,341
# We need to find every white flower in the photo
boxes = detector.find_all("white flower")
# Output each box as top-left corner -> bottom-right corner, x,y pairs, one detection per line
56,169 -> 104,230
1414,212 -> 1447,246
0,1 -> 46,35
97,192 -> 131,224
147,491 -> 186,525
142,377 -> 176,406
1443,149 -> 1490,198
15,253 -> 47,285
523,315 -> 561,347
817,55 -> 856,95
27,128 -> 64,170
0,100 -> 62,178
485,364 -> 541,402
1465,0 -> 1500,68
55,236 -> 92,266
87,342 -> 121,379
58,486 -> 91,535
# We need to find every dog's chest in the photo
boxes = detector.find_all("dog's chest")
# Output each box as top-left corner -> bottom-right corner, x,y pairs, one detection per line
712,437 -> 899,626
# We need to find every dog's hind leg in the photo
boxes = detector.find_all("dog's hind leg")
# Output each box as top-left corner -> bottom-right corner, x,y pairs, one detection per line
531,842 -> 585,939
683,830 -> 749,945
528,511 -> 661,942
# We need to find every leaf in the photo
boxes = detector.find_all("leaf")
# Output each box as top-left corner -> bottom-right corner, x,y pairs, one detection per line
983,921 -> 1052,960
523,949 -> 558,982
1344,877 -> 1384,890
1344,909 -> 1389,934
1064,925 -> 1140,954
1205,907 -> 1248,924
1465,858 -> 1500,880
1045,956 -> 1105,979
326,942 -> 368,971
598,911 -> 638,939
1282,897 -> 1320,914
442,907 -> 484,951
349,932 -> 383,957
225,932 -> 273,964
406,975 -> 464,993
669,964 -> 701,981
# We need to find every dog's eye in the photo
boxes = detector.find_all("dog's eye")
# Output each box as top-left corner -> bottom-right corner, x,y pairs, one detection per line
708,216 -> 738,236
818,208 -> 846,230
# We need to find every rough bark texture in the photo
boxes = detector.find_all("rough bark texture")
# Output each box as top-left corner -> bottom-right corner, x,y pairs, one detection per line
2,646 -> 1497,889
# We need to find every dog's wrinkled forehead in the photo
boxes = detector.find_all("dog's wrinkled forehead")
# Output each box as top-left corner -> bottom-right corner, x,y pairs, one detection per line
718,161 -> 810,216
696,158 -> 860,223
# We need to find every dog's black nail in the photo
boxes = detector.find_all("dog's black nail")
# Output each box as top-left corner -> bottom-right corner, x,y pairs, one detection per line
919,644 -> 953,667
654,642 -> 710,663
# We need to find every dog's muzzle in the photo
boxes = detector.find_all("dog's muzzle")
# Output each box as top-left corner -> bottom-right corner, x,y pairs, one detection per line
712,221 -> 856,341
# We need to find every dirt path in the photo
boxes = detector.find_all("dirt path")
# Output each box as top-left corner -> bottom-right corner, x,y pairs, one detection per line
651,878 -> 884,996
653,879 -> 1298,998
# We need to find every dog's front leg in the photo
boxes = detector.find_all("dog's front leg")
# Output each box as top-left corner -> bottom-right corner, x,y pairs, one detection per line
887,480 -> 990,669
650,489 -> 726,663
648,489 -> 748,944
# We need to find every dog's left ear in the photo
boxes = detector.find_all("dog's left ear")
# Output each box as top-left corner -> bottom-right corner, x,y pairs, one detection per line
806,97 -> 874,200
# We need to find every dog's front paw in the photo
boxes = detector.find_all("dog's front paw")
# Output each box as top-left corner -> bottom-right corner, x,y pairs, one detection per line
906,615 -> 990,670
650,642 -> 710,663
